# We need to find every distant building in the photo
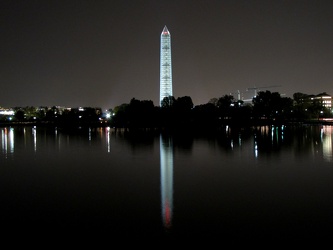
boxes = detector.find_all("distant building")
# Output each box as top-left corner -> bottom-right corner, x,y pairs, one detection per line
309,93 -> 332,109
0,108 -> 15,121
160,25 -> 173,106
0,108 -> 14,116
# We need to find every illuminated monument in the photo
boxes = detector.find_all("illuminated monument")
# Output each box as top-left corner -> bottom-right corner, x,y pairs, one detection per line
160,25 -> 173,106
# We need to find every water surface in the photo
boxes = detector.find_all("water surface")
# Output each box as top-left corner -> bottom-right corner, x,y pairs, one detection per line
1,125 -> 333,244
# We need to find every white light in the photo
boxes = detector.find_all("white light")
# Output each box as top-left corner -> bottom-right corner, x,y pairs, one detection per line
0,110 -> 15,115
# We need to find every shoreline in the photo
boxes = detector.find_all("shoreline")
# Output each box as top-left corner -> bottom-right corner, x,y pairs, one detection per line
1,119 -> 333,129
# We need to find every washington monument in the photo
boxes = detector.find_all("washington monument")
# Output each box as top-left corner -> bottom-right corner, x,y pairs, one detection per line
160,25 -> 173,106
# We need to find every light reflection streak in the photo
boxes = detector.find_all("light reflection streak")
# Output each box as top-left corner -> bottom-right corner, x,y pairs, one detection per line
1,129 -> 6,155
88,127 -> 91,141
9,128 -> 14,154
160,134 -> 173,231
1,128 -> 15,157
32,126 -> 37,152
254,134 -> 258,158
322,126 -> 333,162
106,127 -> 111,153
55,127 -> 60,150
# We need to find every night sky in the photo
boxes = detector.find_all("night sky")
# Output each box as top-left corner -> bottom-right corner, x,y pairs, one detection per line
1,0 -> 333,111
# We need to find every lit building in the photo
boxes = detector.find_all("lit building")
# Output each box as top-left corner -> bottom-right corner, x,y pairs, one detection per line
0,108 -> 15,116
160,25 -> 173,106
314,93 -> 332,109
309,93 -> 332,109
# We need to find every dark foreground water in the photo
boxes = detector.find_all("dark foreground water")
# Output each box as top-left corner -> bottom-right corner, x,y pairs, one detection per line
1,125 -> 333,245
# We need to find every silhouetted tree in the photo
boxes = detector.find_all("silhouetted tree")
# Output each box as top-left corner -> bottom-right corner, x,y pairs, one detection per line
174,96 -> 193,111
307,99 -> 323,120
229,101 -> 253,126
208,98 -> 218,106
36,107 -> 47,120
159,96 -> 176,128
252,91 -> 293,123
80,107 -> 100,123
217,95 -> 234,120
293,92 -> 309,105
192,103 -> 218,128
127,98 -> 155,129
14,109 -> 25,121
112,103 -> 130,128
277,96 -> 294,121
161,96 -> 176,109
172,96 -> 194,128
45,109 -> 56,121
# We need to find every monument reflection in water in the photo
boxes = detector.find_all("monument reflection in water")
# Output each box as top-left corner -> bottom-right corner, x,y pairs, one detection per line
160,134 -> 173,232
1,125 -> 333,241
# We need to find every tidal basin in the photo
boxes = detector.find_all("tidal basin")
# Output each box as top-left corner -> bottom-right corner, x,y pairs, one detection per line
1,125 -> 333,243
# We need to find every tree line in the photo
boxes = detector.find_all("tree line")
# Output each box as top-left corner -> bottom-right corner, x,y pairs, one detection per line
1,91 -> 332,130
110,91 -> 332,131
1,106 -> 103,127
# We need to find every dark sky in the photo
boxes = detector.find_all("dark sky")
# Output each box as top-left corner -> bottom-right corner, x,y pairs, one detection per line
1,0 -> 333,111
